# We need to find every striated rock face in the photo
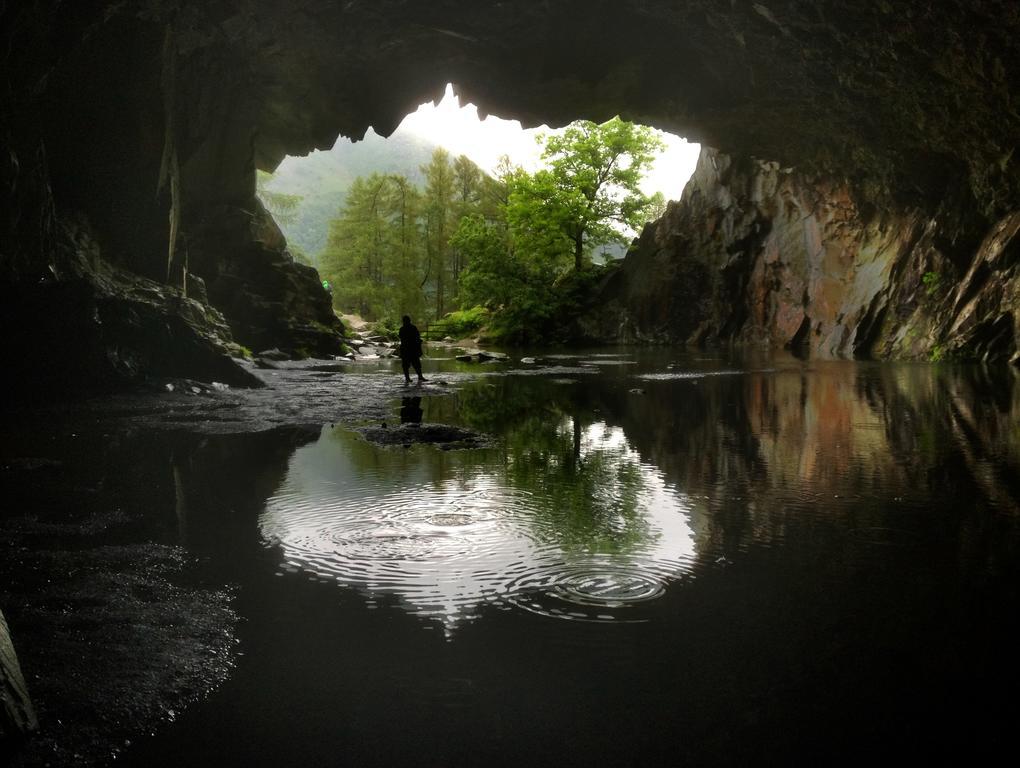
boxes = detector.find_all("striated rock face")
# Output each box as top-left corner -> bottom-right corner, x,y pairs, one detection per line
578,149 -> 1018,364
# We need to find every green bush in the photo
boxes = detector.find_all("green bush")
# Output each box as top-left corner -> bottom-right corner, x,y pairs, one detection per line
922,271 -> 942,296
436,306 -> 491,339
371,317 -> 401,341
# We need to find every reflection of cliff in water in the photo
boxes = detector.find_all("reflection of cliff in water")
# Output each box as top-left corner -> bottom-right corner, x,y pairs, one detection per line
584,361 -> 1020,558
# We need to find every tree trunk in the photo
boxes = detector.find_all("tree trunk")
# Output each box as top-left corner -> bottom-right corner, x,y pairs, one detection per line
0,609 -> 38,738
574,233 -> 584,271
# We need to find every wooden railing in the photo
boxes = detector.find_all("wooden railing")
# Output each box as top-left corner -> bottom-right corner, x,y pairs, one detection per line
422,321 -> 458,341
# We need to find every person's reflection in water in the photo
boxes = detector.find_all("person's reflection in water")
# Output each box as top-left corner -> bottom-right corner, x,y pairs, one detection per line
400,397 -> 424,424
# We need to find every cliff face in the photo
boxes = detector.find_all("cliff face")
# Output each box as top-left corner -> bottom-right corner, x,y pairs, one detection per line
580,149 -> 1019,364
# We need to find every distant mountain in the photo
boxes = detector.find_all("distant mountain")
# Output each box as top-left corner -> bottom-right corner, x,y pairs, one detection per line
261,128 -> 439,257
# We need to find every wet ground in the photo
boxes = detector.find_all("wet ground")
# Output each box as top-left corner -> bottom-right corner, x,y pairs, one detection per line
2,348 -> 1019,766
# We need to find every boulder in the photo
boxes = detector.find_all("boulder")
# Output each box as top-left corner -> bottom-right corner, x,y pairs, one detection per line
0,609 -> 38,738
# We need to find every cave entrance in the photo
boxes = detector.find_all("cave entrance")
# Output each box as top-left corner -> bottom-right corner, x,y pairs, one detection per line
257,84 -> 700,328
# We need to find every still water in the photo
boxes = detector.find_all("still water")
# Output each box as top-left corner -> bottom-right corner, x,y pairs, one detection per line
127,350 -> 1020,766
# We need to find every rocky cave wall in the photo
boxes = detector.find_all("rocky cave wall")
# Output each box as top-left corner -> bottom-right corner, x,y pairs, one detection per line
580,148 -> 1019,363
2,0 -> 1020,392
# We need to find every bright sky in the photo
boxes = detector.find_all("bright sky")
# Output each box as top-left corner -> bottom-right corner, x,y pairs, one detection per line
399,84 -> 700,200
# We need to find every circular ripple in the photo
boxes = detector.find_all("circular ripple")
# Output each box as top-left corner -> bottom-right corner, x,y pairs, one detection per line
555,571 -> 665,606
327,530 -> 446,561
260,428 -> 699,627
506,563 -> 669,622
425,512 -> 477,527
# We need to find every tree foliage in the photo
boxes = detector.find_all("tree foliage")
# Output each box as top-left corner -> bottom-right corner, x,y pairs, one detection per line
318,173 -> 424,320
508,117 -> 665,271
315,118 -> 665,340
256,170 -> 302,227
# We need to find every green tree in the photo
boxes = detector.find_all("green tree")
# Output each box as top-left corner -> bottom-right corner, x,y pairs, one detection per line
319,173 -> 398,318
450,154 -> 485,293
511,117 -> 665,271
386,174 -> 426,320
256,170 -> 303,227
421,148 -> 456,317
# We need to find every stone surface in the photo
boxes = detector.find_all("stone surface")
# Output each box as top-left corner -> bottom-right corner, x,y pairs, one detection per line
577,149 -> 1018,363
0,609 -> 37,739
358,423 -> 489,450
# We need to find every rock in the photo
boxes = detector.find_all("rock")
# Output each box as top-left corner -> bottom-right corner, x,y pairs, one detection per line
520,357 -> 538,364
455,349 -> 507,363
254,357 -> 283,370
476,350 -> 508,361
1,458 -> 63,472
0,608 -> 38,738
357,423 -> 488,450
4,0 -> 1020,399
577,148 -> 1020,364
256,348 -> 290,361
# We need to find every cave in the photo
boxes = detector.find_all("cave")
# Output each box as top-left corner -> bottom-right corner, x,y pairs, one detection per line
3,2 -> 1020,766
3,0 -> 1018,394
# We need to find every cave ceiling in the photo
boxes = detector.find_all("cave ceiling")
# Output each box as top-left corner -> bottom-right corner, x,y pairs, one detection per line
161,0 -> 1020,215
5,0 -> 1020,217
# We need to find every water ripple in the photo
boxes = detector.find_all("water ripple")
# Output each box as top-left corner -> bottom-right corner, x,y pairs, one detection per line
259,426 -> 701,630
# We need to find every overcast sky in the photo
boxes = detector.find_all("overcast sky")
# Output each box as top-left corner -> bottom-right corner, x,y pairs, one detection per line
399,84 -> 700,200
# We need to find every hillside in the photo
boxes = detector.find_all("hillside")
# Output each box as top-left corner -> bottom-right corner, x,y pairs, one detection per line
261,127 -> 439,257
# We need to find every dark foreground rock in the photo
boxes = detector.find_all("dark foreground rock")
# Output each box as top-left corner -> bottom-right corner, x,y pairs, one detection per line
0,609 -> 37,740
2,216 -> 264,397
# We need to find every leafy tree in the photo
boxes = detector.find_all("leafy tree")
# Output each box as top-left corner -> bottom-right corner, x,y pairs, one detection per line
319,173 -> 405,319
455,212 -> 561,343
421,148 -> 456,317
387,174 -> 426,319
510,117 -> 665,271
256,170 -> 303,227
450,154 -> 485,290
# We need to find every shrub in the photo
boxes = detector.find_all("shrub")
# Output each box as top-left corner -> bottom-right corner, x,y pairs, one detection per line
436,306 -> 491,339
922,271 -> 942,296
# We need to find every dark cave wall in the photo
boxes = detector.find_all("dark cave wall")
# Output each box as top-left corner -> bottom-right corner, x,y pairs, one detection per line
0,1 -> 343,386
39,14 -> 170,281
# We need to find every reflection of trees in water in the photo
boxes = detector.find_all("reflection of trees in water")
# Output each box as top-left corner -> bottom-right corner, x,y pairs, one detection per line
332,378 -> 655,555
455,379 -> 652,553
333,364 -> 1018,568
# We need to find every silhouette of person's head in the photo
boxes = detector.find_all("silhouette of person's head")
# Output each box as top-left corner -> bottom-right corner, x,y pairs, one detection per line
402,315 -> 411,326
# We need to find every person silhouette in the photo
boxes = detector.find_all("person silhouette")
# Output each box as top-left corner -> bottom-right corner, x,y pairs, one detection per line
398,315 -> 427,384
400,396 -> 424,424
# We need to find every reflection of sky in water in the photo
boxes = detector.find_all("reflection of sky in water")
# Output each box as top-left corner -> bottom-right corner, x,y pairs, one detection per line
260,420 -> 699,632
